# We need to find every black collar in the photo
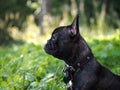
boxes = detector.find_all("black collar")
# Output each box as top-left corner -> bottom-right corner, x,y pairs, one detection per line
72,52 -> 93,70
63,52 -> 93,84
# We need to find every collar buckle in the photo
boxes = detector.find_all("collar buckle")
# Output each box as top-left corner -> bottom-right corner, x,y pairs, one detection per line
63,65 -> 75,84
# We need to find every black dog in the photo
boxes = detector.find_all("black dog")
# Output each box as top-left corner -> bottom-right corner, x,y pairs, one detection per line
44,15 -> 120,90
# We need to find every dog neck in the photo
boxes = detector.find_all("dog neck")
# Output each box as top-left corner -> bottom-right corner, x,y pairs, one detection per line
65,36 -> 94,67
63,49 -> 94,84
66,51 -> 94,68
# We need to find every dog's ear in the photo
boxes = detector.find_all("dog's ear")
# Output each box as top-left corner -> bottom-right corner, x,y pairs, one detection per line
69,15 -> 79,36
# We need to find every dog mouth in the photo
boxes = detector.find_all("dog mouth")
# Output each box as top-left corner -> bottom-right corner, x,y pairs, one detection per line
44,42 -> 58,54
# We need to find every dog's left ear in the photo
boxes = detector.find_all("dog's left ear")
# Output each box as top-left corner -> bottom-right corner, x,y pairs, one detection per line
69,15 -> 79,36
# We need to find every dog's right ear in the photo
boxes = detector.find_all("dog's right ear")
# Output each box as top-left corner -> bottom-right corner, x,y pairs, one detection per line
69,15 -> 79,36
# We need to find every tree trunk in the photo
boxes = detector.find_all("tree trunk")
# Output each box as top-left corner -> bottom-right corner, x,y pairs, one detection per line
38,0 -> 47,35
98,0 -> 107,29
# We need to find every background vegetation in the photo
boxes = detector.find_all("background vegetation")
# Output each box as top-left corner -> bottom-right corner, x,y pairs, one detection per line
0,0 -> 120,90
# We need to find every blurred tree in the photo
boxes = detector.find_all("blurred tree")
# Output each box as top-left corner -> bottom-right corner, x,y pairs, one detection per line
0,0 -> 35,44
106,0 -> 120,28
0,0 -> 120,44
84,0 -> 96,26
37,0 -> 50,35
50,0 -> 68,16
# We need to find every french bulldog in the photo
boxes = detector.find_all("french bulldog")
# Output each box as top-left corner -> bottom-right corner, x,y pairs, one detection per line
44,15 -> 120,90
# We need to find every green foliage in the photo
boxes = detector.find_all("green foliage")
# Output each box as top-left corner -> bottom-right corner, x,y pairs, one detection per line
0,0 -> 36,44
87,30 -> 120,74
0,43 -> 65,90
0,0 -> 35,29
50,0 -> 69,16
0,31 -> 120,89
0,0 -> 120,44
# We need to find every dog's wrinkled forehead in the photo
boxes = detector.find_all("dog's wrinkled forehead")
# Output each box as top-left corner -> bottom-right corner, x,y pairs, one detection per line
52,26 -> 67,35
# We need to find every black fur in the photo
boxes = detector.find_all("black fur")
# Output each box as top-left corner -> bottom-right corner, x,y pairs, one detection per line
44,15 -> 120,90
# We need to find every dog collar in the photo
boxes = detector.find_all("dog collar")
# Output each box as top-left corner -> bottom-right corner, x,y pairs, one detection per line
75,56 -> 91,67
63,53 -> 93,84
72,52 -> 93,69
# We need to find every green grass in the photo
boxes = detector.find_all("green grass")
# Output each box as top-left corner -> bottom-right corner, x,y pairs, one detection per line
0,44 -> 65,90
87,31 -> 120,74
0,31 -> 120,90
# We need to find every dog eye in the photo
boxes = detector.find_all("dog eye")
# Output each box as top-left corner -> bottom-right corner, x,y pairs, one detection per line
52,35 -> 57,41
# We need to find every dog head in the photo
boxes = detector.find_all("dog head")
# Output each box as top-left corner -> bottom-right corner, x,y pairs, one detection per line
44,15 -> 80,60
